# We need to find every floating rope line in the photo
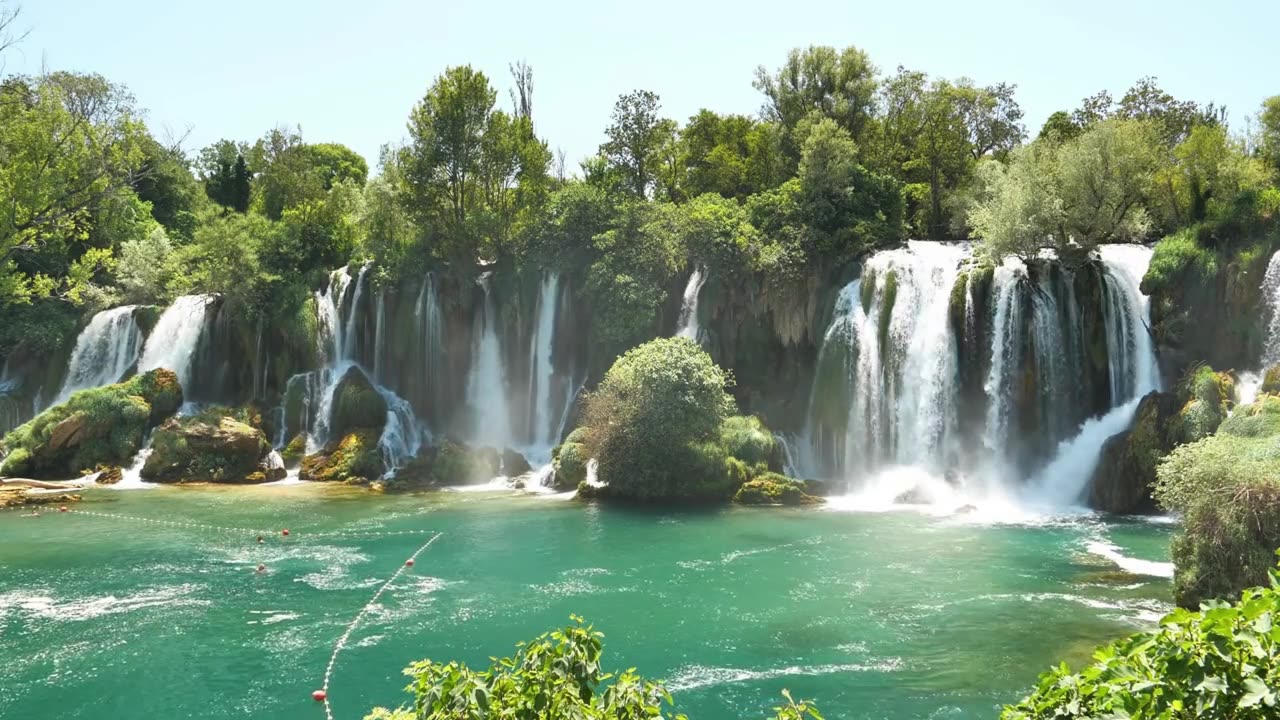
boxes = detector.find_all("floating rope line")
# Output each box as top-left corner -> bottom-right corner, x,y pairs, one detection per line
318,532 -> 443,720
56,508 -> 436,542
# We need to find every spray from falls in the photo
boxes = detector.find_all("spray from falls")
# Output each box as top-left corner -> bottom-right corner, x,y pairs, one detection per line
57,305 -> 143,403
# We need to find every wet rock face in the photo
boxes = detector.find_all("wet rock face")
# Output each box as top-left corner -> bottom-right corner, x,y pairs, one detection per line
300,429 -> 384,484
329,366 -> 387,439
142,414 -> 281,484
1088,391 -> 1180,513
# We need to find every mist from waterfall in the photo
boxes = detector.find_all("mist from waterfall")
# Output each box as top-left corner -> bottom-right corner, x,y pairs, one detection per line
57,305 -> 143,403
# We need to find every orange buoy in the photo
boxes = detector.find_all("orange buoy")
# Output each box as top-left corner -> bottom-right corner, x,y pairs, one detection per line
312,690 -> 327,702
281,529 -> 290,537
405,559 -> 414,567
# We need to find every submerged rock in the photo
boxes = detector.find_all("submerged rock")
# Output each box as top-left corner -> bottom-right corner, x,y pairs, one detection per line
0,369 -> 182,479
142,413 -> 282,484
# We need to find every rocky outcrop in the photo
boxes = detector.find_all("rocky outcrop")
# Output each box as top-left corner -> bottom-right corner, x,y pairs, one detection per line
0,369 -> 182,479
300,429 -> 383,484
733,472 -> 822,506
329,366 -> 387,438
142,413 -> 283,483
1088,391 -> 1180,513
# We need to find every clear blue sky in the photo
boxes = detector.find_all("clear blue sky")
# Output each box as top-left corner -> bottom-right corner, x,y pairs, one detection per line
9,0 -> 1279,171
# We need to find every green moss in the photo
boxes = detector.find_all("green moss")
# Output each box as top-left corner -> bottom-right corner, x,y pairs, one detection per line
733,472 -> 821,506
330,366 -> 387,438
553,442 -> 588,489
878,269 -> 898,350
0,369 -> 182,478
142,415 -> 270,483
281,433 -> 307,465
1175,365 -> 1234,443
300,429 -> 384,484
1262,365 -> 1280,396
1143,228 -> 1219,294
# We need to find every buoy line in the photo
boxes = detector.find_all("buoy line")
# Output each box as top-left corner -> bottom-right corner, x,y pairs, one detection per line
43,508 -> 436,541
317,532 -> 443,720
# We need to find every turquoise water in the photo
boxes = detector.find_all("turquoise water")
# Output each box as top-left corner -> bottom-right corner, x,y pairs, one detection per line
0,485 -> 1173,720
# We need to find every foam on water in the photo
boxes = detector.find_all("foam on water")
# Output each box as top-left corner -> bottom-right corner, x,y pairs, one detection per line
664,659 -> 904,693
1083,538 -> 1174,578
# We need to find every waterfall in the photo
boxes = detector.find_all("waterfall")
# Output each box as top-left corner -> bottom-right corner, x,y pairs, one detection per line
675,268 -> 708,341
1024,397 -> 1143,508
414,272 -> 445,427
1098,245 -> 1160,401
138,295 -> 212,389
56,305 -> 143,402
1261,250 -> 1280,367
983,259 -> 1026,456
525,272 -> 562,457
796,242 -> 966,482
467,273 -> 513,449
373,290 -> 387,383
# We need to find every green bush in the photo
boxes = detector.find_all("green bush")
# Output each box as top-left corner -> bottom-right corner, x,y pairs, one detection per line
0,369 -> 182,477
1002,559 -> 1280,719
1156,397 -> 1280,607
582,337 -> 736,502
365,617 -> 822,720
734,472 -> 821,506
719,415 -> 781,470
553,441 -> 588,489
1176,365 -> 1234,443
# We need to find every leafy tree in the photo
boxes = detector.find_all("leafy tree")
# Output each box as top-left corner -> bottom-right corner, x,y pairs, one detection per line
1259,96 -> 1280,172
680,110 -> 784,199
132,135 -> 202,240
1003,559 -> 1280,719
584,202 -> 682,355
304,142 -> 369,190
753,45 -> 878,163
796,117 -> 904,255
599,89 -> 669,198
954,80 -> 1025,161
197,139 -> 253,212
1153,124 -> 1271,227
402,65 -> 497,250
1038,110 -> 1083,142
175,208 -> 276,312
0,72 -> 148,305
115,224 -> 177,305
583,337 -> 737,501
361,145 -> 421,275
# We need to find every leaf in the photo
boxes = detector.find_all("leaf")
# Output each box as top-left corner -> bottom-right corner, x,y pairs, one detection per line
1240,677 -> 1275,708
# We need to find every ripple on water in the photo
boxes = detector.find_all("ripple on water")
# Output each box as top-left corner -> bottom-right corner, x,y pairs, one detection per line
0,584 -> 208,623
664,658 -> 904,692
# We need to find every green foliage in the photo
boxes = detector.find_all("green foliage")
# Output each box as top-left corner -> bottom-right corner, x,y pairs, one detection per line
175,208 -> 277,314
796,117 -> 904,256
115,225 -> 178,305
1260,96 -> 1280,173
133,135 -> 203,241
734,473 -> 820,506
753,45 -> 878,164
680,110 -> 784,199
1156,397 -> 1280,607
552,441 -> 588,489
0,369 -> 181,477
300,429 -> 384,484
1175,366 -> 1235,443
367,617 -> 819,720
583,338 -> 737,501
198,139 -> 253,212
1004,559 -> 1280,719
718,415 -> 780,470
599,89 -> 673,198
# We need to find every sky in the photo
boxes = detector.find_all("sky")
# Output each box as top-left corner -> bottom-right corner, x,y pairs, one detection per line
7,0 -> 1279,172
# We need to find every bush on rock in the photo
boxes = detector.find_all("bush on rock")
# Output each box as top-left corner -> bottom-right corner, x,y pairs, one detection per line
141,410 -> 282,483
1155,396 -> 1280,607
0,369 -> 183,478
734,472 -> 821,505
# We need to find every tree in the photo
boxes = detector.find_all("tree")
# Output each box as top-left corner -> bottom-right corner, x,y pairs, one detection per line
583,337 -> 737,501
175,208 -> 275,312
115,224 -> 177,304
1153,123 -> 1270,227
796,117 -> 904,254
402,65 -> 498,256
508,60 -> 533,122
680,110 -> 783,200
1259,95 -> 1280,172
585,202 -> 682,355
599,89 -> 668,198
754,45 -> 878,163
0,72 -> 148,305
132,135 -> 202,241
955,80 -> 1025,161
197,139 -> 253,212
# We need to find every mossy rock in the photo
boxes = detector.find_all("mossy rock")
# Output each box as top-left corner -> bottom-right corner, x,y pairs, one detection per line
563,427 -> 589,447
553,442 -> 588,490
733,472 -> 821,506
1175,366 -> 1234,443
281,433 -> 307,466
0,369 -> 182,478
1088,391 -> 1180,513
502,448 -> 531,476
430,440 -> 499,485
141,413 -> 280,484
329,366 -> 387,438
719,415 -> 781,471
1262,365 -> 1280,396
300,429 -> 384,484
576,480 -> 605,501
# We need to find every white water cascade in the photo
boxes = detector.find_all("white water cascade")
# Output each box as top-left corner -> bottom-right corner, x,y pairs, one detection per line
982,259 -> 1026,458
675,267 -> 708,341
1260,249 -> 1280,367
467,273 -> 513,450
56,305 -> 143,402
138,295 -> 212,389
524,272 -> 566,461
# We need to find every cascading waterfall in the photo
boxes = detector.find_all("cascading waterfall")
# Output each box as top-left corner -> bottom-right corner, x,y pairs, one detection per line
467,273 -> 513,450
675,267 -> 708,341
414,272 -> 445,426
138,295 -> 212,389
1260,249 -> 1280,368
796,242 -> 966,480
525,272 -> 562,460
56,305 -> 143,403
795,242 -> 1160,510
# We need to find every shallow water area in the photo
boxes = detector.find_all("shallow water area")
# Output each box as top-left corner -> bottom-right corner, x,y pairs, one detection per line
0,484 -> 1172,720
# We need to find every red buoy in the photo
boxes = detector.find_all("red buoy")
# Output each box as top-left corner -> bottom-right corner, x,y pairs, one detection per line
281,529 -> 290,537
59,506 -> 68,513
312,690 -> 327,703
405,559 -> 414,567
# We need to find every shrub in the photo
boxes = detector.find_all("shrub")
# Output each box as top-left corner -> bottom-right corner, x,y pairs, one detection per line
1175,365 -> 1234,443
1002,559 -> 1280,719
582,337 -> 736,501
1156,397 -> 1280,607
365,617 -> 822,720
553,441 -> 588,489
719,415 -> 781,470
